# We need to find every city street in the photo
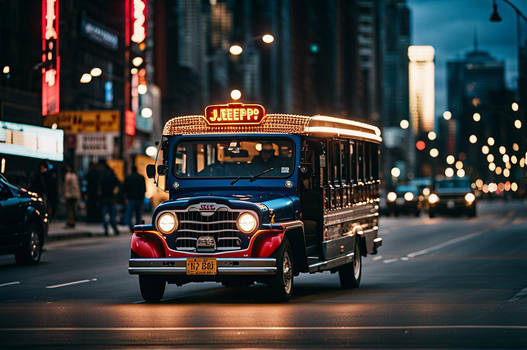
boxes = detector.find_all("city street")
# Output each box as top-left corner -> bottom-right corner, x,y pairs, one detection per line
0,200 -> 526,348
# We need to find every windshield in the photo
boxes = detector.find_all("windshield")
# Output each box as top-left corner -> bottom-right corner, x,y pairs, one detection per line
173,138 -> 295,179
436,178 -> 470,189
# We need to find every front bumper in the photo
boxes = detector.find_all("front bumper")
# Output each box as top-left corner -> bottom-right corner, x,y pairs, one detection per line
128,258 -> 277,275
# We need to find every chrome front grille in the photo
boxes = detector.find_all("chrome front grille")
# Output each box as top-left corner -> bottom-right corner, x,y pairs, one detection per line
164,206 -> 251,252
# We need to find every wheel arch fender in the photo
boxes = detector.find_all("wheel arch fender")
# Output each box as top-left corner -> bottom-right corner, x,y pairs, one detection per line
284,223 -> 308,274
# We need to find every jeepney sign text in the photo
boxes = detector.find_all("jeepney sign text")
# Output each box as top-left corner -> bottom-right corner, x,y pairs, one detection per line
204,104 -> 266,126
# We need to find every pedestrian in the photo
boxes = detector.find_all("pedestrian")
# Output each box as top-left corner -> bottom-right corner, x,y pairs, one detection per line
85,162 -> 101,223
99,162 -> 120,236
44,161 -> 58,221
64,165 -> 81,228
124,165 -> 146,232
29,161 -> 47,201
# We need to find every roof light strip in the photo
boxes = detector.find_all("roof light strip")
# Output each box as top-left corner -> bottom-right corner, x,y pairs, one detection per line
312,115 -> 381,136
305,126 -> 382,143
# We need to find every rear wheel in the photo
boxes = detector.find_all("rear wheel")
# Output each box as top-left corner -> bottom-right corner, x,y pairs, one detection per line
15,224 -> 42,265
269,239 -> 294,301
139,275 -> 165,302
339,239 -> 362,288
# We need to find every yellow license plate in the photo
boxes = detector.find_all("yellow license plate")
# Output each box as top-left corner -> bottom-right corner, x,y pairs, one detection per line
186,258 -> 217,275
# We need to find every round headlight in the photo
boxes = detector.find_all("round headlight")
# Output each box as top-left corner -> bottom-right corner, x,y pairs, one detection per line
236,212 -> 258,234
404,192 -> 414,201
428,193 -> 439,204
464,192 -> 475,203
157,212 -> 178,235
387,192 -> 397,202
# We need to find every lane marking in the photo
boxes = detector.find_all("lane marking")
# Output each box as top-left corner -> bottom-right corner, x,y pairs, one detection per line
406,210 -> 516,259
508,286 -> 527,303
0,281 -> 20,288
45,280 -> 92,289
400,257 -> 409,261
1,325 -> 527,331
372,255 -> 383,261
383,258 -> 398,264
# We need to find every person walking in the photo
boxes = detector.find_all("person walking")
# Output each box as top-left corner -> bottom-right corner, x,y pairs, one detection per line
85,162 -> 101,223
123,165 -> 146,232
99,162 -> 120,236
64,165 -> 81,228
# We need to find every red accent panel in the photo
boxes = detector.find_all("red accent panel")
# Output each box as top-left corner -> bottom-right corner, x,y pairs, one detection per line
131,233 -> 165,258
251,230 -> 285,258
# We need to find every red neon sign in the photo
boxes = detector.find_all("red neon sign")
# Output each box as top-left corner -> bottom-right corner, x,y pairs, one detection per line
41,0 -> 60,116
131,0 -> 146,43
204,104 -> 266,126
125,110 -> 136,136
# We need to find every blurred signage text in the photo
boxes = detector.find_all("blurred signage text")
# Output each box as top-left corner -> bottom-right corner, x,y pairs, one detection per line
80,16 -> 119,51
204,103 -> 266,126
41,0 -> 60,116
44,110 -> 120,133
0,121 -> 63,161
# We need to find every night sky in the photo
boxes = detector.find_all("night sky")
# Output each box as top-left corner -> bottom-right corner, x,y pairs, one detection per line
407,0 -> 527,116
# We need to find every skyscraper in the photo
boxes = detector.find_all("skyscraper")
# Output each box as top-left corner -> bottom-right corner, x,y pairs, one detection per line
408,45 -> 435,134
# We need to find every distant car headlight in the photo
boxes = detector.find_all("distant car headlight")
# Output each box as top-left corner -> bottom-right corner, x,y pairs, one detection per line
422,187 -> 430,196
387,192 -> 397,202
404,192 -> 414,201
236,212 -> 258,234
428,193 -> 439,204
157,212 -> 178,235
464,192 -> 475,203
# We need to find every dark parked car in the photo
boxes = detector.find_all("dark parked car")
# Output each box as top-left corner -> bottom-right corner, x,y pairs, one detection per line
0,174 -> 48,264
428,177 -> 476,218
386,184 -> 421,216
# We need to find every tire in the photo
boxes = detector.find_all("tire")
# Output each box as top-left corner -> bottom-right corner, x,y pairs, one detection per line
15,224 -> 42,265
339,238 -> 362,289
139,275 -> 166,301
269,239 -> 294,301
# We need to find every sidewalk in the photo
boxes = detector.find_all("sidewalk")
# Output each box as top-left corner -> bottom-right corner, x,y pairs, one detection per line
47,215 -> 152,242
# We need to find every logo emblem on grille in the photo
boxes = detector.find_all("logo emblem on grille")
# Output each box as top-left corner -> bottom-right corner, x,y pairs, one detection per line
199,202 -> 217,211
196,236 -> 216,251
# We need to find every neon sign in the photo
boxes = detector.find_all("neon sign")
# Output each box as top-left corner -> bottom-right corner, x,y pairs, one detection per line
204,104 -> 266,126
41,0 -> 60,116
131,0 -> 146,43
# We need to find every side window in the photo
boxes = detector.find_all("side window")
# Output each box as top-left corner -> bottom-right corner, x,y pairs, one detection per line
365,143 -> 371,180
350,141 -> 356,183
0,183 -> 12,200
340,141 -> 349,184
372,144 -> 379,181
357,141 -> 364,182
333,141 -> 341,185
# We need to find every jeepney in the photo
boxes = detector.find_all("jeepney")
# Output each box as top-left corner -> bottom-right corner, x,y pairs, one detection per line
129,103 -> 383,301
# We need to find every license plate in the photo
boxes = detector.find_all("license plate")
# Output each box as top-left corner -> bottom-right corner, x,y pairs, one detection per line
186,258 -> 217,275
447,200 -> 454,208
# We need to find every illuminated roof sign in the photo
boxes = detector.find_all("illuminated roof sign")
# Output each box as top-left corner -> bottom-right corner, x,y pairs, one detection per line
164,105 -> 382,143
204,103 -> 266,126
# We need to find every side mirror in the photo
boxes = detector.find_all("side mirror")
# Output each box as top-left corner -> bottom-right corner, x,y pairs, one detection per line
146,164 -> 156,179
157,164 -> 167,176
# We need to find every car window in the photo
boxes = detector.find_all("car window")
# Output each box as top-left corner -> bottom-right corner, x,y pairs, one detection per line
0,182 -> 13,200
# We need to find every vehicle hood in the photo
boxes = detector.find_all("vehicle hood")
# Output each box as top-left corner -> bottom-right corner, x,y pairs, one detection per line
155,190 -> 298,223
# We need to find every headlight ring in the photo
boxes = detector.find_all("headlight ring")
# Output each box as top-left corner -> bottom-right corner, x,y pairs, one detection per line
236,212 -> 258,234
156,212 -> 178,235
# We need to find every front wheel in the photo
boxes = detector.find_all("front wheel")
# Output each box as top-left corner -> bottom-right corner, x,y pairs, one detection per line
139,275 -> 166,302
339,239 -> 361,288
269,239 -> 294,301
15,225 -> 42,265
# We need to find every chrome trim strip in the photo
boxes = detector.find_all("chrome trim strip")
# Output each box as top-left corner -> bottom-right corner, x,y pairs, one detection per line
308,252 -> 354,273
180,220 -> 236,225
178,228 -> 239,234
128,258 -> 277,275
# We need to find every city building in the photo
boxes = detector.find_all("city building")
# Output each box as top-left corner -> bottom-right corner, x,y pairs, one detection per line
408,45 -> 435,135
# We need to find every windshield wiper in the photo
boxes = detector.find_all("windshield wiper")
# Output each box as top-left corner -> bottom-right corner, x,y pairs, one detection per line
230,176 -> 242,186
230,167 -> 275,185
249,167 -> 275,182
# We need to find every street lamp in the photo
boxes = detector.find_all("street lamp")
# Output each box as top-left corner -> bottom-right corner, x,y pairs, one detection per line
512,102 -> 519,111
90,67 -> 102,77
262,34 -> 275,44
442,111 -> 452,120
473,112 -> 481,122
399,119 -> 409,129
230,89 -> 242,101
229,44 -> 243,56
490,0 -> 502,22
80,73 -> 92,83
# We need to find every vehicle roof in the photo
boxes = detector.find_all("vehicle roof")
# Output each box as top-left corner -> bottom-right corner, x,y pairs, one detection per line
163,114 -> 382,143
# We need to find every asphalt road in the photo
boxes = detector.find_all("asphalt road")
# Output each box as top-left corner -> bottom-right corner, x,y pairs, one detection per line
1,200 -> 526,348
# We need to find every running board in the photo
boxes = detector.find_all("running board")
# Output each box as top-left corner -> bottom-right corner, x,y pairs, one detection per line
308,252 -> 354,273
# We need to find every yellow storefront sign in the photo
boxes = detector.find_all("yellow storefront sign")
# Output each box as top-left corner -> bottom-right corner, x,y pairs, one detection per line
44,110 -> 120,133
